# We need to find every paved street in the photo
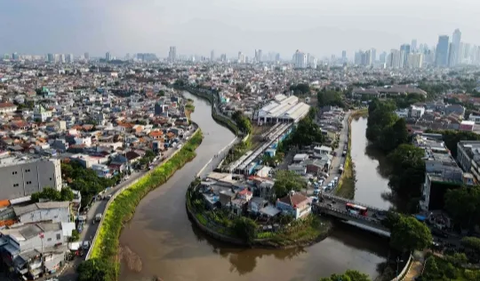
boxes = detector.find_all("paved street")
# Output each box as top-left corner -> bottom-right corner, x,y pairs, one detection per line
325,110 -> 351,188
53,129 -> 194,281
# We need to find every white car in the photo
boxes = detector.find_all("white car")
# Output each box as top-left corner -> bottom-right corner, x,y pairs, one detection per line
82,240 -> 90,250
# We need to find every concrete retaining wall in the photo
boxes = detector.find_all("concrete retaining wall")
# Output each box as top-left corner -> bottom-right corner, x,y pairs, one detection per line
391,254 -> 414,281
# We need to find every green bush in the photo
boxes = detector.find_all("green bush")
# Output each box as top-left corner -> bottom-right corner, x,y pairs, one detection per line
79,130 -> 203,280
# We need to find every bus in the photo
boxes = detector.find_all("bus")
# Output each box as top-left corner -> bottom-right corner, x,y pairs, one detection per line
345,203 -> 368,216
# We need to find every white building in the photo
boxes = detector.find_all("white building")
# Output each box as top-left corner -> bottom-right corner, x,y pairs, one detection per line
409,105 -> 425,118
0,157 -> 62,201
33,105 -> 52,122
293,50 -> 307,68
257,94 -> 310,124
13,201 -> 70,224
406,53 -> 424,68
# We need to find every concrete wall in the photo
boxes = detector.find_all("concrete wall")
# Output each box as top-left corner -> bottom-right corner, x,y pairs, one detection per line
0,158 -> 62,200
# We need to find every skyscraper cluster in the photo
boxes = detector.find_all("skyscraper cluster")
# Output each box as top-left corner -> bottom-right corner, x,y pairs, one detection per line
46,53 -> 75,64
434,29 -> 479,67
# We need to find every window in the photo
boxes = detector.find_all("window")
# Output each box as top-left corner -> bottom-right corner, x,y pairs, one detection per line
56,234 -> 61,240
47,238 -> 52,242
25,169 -> 30,172
50,177 -> 52,181
26,181 -> 32,185
11,171 -> 17,175
13,184 -> 19,187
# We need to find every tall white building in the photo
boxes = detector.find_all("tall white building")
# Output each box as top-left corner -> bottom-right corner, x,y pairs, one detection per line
59,54 -> 66,63
255,49 -> 262,63
168,46 -> 176,62
237,52 -> 245,63
210,50 -> 215,61
449,29 -> 462,67
66,54 -> 74,63
105,52 -> 111,61
407,53 -> 424,68
293,50 -> 307,68
388,49 -> 401,68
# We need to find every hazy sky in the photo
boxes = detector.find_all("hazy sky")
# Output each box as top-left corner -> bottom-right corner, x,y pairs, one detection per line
1,0 -> 480,59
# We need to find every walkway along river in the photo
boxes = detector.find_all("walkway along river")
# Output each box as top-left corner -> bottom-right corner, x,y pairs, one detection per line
119,93 -> 389,281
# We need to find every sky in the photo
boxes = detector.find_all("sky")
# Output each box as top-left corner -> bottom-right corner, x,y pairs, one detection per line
1,0 -> 480,59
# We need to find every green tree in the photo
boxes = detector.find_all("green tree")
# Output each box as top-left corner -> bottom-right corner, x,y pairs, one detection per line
232,111 -> 252,135
31,187 -> 61,202
445,253 -> 468,266
60,187 -> 74,201
444,186 -> 480,227
366,99 -> 405,153
273,170 -> 307,198
460,236 -> 480,252
387,144 -> 426,199
290,83 -> 311,95
284,115 -> 324,148
77,258 -> 115,281
319,270 -> 371,281
390,214 -> 432,252
317,88 -> 345,108
232,217 -> 257,243
69,229 -> 80,242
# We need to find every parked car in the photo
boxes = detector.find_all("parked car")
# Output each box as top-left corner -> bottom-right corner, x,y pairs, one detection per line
82,240 -> 91,250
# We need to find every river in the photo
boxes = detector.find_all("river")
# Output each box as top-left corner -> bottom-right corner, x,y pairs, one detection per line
119,94 -> 389,281
350,117 -> 392,210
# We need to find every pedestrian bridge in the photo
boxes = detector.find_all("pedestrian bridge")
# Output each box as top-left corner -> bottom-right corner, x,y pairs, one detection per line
314,193 -> 391,237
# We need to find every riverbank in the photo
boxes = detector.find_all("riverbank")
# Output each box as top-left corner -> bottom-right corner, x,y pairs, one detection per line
334,108 -> 368,199
80,129 -> 203,280
186,181 -> 332,249
175,86 -> 240,135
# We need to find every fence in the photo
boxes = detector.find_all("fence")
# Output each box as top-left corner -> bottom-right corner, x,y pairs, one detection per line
391,254 -> 414,281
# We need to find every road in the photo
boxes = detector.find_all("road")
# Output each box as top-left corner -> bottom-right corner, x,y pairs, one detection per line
55,128 -> 195,281
325,110 -> 351,187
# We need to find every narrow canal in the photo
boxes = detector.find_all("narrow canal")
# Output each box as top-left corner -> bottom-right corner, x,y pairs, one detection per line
119,94 -> 389,281
350,117 -> 392,210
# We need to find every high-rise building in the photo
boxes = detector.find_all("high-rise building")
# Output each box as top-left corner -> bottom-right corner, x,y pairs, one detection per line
411,39 -> 417,52
388,49 -> 401,68
341,50 -> 347,63
292,50 -> 307,68
84,52 -> 89,61
11,52 -> 19,60
47,53 -> 55,63
237,52 -> 245,63
66,54 -> 74,63
354,50 -> 363,65
379,52 -> 387,64
275,53 -> 281,62
210,50 -> 215,61
364,50 -> 372,66
435,35 -> 450,67
105,52 -> 111,61
371,48 -> 377,63
407,53 -> 424,68
220,54 -> 227,62
168,46 -> 176,62
449,29 -> 462,66
254,49 -> 262,63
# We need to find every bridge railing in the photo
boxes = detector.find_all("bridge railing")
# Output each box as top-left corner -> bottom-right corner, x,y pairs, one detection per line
315,203 -> 387,228
320,194 -> 387,213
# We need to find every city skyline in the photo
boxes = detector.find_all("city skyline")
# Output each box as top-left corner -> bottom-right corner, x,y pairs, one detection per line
1,0 -> 480,58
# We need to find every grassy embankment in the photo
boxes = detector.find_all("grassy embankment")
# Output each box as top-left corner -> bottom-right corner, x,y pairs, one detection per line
87,130 -> 203,279
334,108 -> 368,199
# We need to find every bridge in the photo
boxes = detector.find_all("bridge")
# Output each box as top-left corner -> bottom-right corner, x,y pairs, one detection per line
313,193 -> 391,237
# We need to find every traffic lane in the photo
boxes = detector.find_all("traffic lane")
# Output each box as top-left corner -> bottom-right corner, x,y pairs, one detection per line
317,197 -> 382,221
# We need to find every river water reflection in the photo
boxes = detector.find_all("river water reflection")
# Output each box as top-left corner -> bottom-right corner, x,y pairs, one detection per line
350,117 -> 392,210
119,94 -> 389,281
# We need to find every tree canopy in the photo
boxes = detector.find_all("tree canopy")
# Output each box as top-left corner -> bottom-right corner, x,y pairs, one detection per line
387,144 -> 426,200
77,258 -> 115,281
460,236 -> 480,253
289,83 -> 311,95
366,99 -> 407,153
317,88 -> 345,108
232,111 -> 252,135
273,170 -> 307,198
62,161 -> 119,208
319,270 -> 371,281
31,187 -> 74,202
283,111 -> 324,148
389,214 -> 432,252
232,217 -> 257,243
444,186 -> 480,227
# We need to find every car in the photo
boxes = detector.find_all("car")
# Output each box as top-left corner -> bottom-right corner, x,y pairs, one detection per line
82,240 -> 91,250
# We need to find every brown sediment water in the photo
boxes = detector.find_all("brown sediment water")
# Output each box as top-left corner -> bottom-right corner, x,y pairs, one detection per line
119,93 -> 389,281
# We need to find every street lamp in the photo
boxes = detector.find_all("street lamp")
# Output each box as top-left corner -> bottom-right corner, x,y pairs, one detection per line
395,256 -> 404,279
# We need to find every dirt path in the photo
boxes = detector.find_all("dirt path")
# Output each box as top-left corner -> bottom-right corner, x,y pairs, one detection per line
403,260 -> 423,280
